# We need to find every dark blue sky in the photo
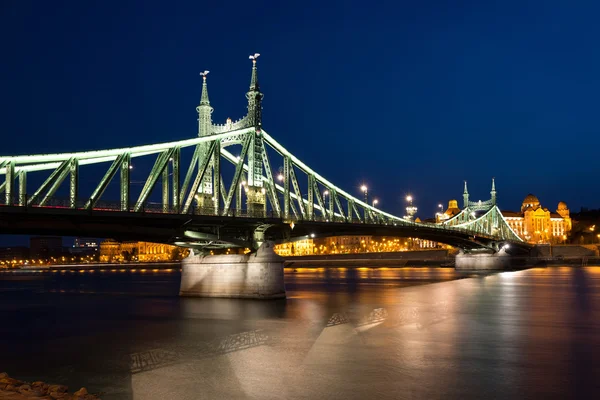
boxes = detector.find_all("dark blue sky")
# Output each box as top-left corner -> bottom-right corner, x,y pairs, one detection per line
1,0 -> 599,245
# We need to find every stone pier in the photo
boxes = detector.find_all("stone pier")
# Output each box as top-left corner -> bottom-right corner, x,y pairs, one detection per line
180,242 -> 286,299
455,248 -> 528,271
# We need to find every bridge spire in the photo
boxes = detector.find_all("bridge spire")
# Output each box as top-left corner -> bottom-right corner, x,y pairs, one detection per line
246,53 -> 263,127
491,177 -> 496,205
196,71 -> 215,204
246,53 -> 266,216
197,71 -> 214,137
463,180 -> 469,209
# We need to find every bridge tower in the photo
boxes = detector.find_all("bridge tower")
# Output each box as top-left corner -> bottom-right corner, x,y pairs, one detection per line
245,54 -> 266,217
196,71 -> 215,211
463,180 -> 469,209
490,177 -> 496,206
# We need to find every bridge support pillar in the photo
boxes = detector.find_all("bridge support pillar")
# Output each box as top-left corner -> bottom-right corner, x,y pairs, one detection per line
180,241 -> 285,299
196,194 -> 214,214
455,248 -> 527,271
246,186 -> 266,217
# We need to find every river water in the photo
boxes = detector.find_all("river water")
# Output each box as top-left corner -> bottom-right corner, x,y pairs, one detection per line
0,265 -> 599,399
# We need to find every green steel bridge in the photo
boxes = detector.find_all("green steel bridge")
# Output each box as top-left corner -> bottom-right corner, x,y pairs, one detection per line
0,55 -> 526,253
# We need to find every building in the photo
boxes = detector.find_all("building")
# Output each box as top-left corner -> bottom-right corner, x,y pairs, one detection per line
30,236 -> 63,259
273,235 -> 439,256
274,239 -> 314,256
503,194 -> 571,244
0,247 -> 29,263
69,238 -> 99,257
437,199 -> 461,222
99,240 -> 187,262
73,238 -> 99,249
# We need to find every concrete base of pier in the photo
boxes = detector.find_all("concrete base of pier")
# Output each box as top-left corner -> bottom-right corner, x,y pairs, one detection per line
179,242 -> 286,299
455,248 -> 526,271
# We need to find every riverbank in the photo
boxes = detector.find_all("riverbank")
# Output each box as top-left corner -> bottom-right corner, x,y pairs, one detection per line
283,250 -> 452,267
0,373 -> 99,399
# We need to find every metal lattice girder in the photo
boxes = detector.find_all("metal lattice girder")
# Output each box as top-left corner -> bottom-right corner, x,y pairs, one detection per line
179,145 -> 200,206
18,170 -> 26,206
5,161 -> 14,205
162,166 -> 169,213
134,148 -> 175,212
283,156 -> 290,218
84,153 -> 127,210
29,158 -> 72,207
213,140 -> 221,215
307,174 -> 314,220
223,135 -> 251,214
446,205 -> 522,242
332,190 -> 346,221
312,179 -> 326,217
183,141 -> 218,214
289,195 -> 299,218
69,158 -> 78,209
235,172 -> 245,212
264,181 -> 279,216
289,166 -> 305,218
172,147 -> 180,212
260,142 -> 280,216
352,201 -> 362,222
219,175 -> 228,206
120,153 -> 130,211
347,198 -> 354,220
261,130 -> 408,225
218,146 -> 349,221
328,187 -> 334,219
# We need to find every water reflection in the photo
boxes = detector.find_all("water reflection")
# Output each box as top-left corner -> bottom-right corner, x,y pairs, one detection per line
0,266 -> 599,399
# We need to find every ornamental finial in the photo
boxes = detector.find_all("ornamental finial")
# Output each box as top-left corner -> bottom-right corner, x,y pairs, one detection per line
249,53 -> 260,64
199,70 -> 211,106
248,53 -> 261,92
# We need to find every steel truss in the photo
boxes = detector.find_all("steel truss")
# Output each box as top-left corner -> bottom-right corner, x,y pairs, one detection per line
0,56 -> 523,247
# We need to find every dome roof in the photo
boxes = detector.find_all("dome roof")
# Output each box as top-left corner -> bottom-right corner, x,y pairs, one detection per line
557,201 -> 568,210
522,194 -> 539,204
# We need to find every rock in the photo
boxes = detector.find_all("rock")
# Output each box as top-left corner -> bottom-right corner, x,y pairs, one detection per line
0,377 -> 23,386
73,387 -> 88,398
5,384 -> 16,391
32,381 -> 50,395
0,372 -> 7,379
48,384 -> 68,393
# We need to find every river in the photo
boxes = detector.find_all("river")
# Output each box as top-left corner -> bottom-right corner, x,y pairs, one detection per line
0,265 -> 598,399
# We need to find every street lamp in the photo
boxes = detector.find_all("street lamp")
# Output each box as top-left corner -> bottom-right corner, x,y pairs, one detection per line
405,195 -> 417,221
372,199 -> 378,207
360,185 -> 368,203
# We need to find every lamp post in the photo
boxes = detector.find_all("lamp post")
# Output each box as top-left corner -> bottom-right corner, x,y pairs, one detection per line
360,185 -> 368,203
405,195 -> 417,221
323,190 -> 329,220
372,199 -> 378,207
360,185 -> 369,222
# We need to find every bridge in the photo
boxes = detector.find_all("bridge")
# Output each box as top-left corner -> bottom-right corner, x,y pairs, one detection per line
0,55 -> 528,297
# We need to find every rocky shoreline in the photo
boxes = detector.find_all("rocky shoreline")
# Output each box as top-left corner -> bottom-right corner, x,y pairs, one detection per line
0,373 -> 100,399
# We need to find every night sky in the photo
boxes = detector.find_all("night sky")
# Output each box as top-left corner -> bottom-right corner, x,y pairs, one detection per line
1,1 -> 600,245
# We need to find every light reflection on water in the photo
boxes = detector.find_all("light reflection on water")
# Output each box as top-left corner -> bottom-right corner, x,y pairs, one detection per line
0,265 -> 598,400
